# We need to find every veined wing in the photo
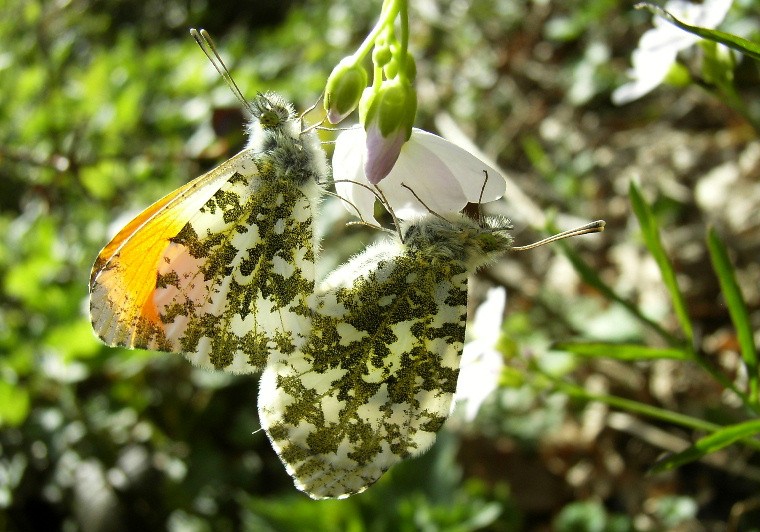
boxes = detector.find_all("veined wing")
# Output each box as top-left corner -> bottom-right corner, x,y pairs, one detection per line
90,149 -> 313,372
259,243 -> 468,498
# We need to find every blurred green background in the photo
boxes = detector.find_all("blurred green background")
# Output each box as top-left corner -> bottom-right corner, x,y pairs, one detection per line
1,0 -> 759,530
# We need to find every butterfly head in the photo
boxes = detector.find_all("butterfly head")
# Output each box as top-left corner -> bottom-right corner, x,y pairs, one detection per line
402,213 -> 513,270
245,91 -> 305,154
250,91 -> 297,130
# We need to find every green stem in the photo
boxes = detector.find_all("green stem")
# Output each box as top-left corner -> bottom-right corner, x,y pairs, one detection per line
397,0 -> 409,75
546,375 -> 760,452
716,81 -> 760,135
559,241 -> 681,344
689,352 -> 759,416
352,0 -> 401,64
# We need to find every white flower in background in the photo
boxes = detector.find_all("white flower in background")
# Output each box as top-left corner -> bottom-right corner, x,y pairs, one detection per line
333,127 -> 506,223
612,0 -> 733,105
454,287 -> 507,422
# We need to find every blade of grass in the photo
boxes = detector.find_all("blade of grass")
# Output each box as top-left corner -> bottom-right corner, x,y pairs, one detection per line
543,373 -> 760,452
707,227 -> 759,404
635,2 -> 760,61
561,192 -> 751,409
555,342 -> 690,361
558,241 -> 680,345
652,419 -> 760,472
548,374 -> 718,432
629,182 -> 694,344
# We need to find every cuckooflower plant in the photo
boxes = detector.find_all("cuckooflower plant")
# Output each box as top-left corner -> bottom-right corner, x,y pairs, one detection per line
325,0 -> 507,220
612,0 -> 733,104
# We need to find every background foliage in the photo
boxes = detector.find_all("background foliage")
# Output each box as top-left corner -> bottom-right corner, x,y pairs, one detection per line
1,0 -> 759,530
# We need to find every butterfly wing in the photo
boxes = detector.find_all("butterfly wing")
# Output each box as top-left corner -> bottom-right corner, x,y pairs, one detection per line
90,148 -> 318,373
90,150 -> 256,348
259,241 -> 468,498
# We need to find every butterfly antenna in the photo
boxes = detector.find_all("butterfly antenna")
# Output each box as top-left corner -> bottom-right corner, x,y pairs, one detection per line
512,220 -> 606,251
331,179 -> 386,204
299,93 -> 327,134
324,188 -> 381,230
400,183 -> 449,224
346,220 -> 395,234
190,28 -> 252,114
302,116 -> 326,135
299,92 -> 324,121
372,184 -> 404,241
332,178 -> 399,232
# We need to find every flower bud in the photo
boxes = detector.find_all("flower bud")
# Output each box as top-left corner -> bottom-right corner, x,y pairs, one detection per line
372,45 -> 392,67
324,57 -> 368,124
361,79 -> 416,139
359,80 -> 417,184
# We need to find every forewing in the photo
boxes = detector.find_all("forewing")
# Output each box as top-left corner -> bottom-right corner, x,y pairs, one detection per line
259,245 -> 468,498
154,173 -> 317,372
90,149 -> 317,372
90,150 -> 256,349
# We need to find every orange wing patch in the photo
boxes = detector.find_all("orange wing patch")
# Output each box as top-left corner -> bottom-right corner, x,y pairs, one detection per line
89,150 -> 255,351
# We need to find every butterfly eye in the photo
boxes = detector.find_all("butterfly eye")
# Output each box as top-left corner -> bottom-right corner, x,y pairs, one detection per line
259,110 -> 281,128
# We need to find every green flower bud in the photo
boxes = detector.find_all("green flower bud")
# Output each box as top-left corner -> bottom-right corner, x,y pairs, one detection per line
361,79 -> 416,140
383,57 -> 399,80
358,86 -> 375,125
324,57 -> 368,124
383,52 -> 415,83
372,45 -> 392,67
358,79 -> 418,184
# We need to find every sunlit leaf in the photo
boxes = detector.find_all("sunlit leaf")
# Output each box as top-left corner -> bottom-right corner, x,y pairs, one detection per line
629,182 -> 694,344
652,419 -> 760,472
636,2 -> 760,61
707,227 -> 758,402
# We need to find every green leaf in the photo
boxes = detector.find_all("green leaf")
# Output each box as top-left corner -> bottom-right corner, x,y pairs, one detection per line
629,182 -> 694,343
556,342 -> 690,361
707,227 -> 758,403
0,381 -> 30,427
547,374 -> 722,433
652,419 -> 760,472
635,2 -> 760,61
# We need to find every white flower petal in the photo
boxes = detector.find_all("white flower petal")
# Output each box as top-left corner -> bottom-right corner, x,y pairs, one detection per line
411,129 -> 506,203
613,0 -> 733,105
612,47 -> 678,104
471,287 -> 507,342
454,287 -> 507,421
333,128 -> 379,224
667,0 -> 732,28
456,347 -> 504,421
376,134 -> 469,219
364,124 -> 406,185
332,127 -> 507,221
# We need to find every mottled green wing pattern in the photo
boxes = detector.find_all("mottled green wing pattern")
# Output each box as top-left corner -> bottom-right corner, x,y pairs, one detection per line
90,154 -> 320,373
151,171 -> 319,373
259,242 -> 469,499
